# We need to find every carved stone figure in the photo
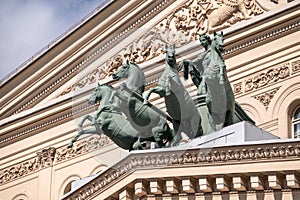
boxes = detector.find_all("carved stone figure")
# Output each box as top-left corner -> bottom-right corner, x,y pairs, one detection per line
207,0 -> 251,31
111,61 -> 175,147
68,84 -> 145,151
179,32 -> 235,132
144,44 -> 203,143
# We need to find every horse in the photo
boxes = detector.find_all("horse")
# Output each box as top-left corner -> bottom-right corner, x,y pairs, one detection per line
144,44 -> 203,144
68,84 -> 145,151
111,60 -> 175,147
180,32 -> 235,131
112,59 -> 146,95
109,83 -> 175,148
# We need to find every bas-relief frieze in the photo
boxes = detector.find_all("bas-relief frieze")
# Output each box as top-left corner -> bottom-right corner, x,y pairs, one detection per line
59,0 -> 272,96
244,63 -> 289,92
233,62 -> 291,95
0,136 -> 112,185
0,147 -> 55,185
234,58 -> 300,97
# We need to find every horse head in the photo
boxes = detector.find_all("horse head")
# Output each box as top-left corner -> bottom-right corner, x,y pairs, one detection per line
165,44 -> 176,68
88,83 -> 113,105
112,59 -> 130,80
213,31 -> 225,53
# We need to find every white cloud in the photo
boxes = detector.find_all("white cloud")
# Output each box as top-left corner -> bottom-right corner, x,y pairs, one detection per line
0,0 -> 101,81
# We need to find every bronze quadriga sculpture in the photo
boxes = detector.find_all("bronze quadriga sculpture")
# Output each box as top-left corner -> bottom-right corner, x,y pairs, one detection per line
69,32 -> 254,151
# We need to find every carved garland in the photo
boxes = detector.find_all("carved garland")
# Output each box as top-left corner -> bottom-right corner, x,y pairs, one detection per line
0,136 -> 112,185
63,141 -> 300,199
0,102 -> 96,147
55,135 -> 112,163
0,147 -> 56,184
253,87 -> 280,110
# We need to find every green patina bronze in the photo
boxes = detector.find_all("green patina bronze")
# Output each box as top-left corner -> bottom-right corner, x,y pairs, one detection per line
112,59 -> 146,95
179,31 -> 235,132
112,61 -> 175,148
69,32 -> 255,150
68,84 -> 143,150
144,44 -> 203,143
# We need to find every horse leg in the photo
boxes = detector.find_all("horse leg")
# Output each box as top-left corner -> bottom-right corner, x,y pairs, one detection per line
198,77 -> 207,95
68,126 -> 99,148
144,87 -> 166,104
68,115 -> 95,148
131,138 -> 143,151
224,109 -> 234,127
170,119 -> 182,146
190,112 -> 203,138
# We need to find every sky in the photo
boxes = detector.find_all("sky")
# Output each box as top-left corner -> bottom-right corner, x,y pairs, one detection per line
0,0 -> 106,82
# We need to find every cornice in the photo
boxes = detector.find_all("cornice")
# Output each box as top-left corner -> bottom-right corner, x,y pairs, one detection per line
0,0 -> 173,119
61,140 -> 300,199
58,0 -> 299,97
0,95 -> 95,148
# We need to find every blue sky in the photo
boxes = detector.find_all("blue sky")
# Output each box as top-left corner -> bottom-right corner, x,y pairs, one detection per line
0,0 -> 105,81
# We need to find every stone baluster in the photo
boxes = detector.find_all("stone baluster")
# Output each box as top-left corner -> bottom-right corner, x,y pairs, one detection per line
181,177 -> 197,193
150,179 -> 163,194
119,187 -> 133,200
135,179 -> 149,197
268,173 -> 283,189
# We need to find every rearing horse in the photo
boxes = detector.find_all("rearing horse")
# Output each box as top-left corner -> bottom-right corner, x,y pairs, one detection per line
112,59 -> 146,95
112,61 -> 175,147
145,44 -> 203,144
68,84 -> 144,151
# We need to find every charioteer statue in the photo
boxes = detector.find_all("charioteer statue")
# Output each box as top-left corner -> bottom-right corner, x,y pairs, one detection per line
68,31 -> 254,151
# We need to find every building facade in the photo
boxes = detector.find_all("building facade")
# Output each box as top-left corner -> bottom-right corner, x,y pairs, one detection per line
0,0 -> 300,199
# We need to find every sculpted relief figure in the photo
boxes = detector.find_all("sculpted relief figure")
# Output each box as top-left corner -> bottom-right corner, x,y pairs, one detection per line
179,32 -> 235,132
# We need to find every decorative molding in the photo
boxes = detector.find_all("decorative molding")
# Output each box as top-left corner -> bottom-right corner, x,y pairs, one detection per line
59,0 -> 268,96
291,59 -> 300,74
224,20 -> 300,56
55,135 -> 113,163
233,82 -> 243,95
9,0 -> 173,116
253,87 -> 280,110
244,63 -> 290,93
0,135 -> 112,185
0,103 -> 94,147
62,141 -> 300,199
0,147 -> 56,185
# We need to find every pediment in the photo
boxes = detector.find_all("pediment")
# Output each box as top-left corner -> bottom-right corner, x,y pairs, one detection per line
0,0 -> 292,118
0,0 -> 297,147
